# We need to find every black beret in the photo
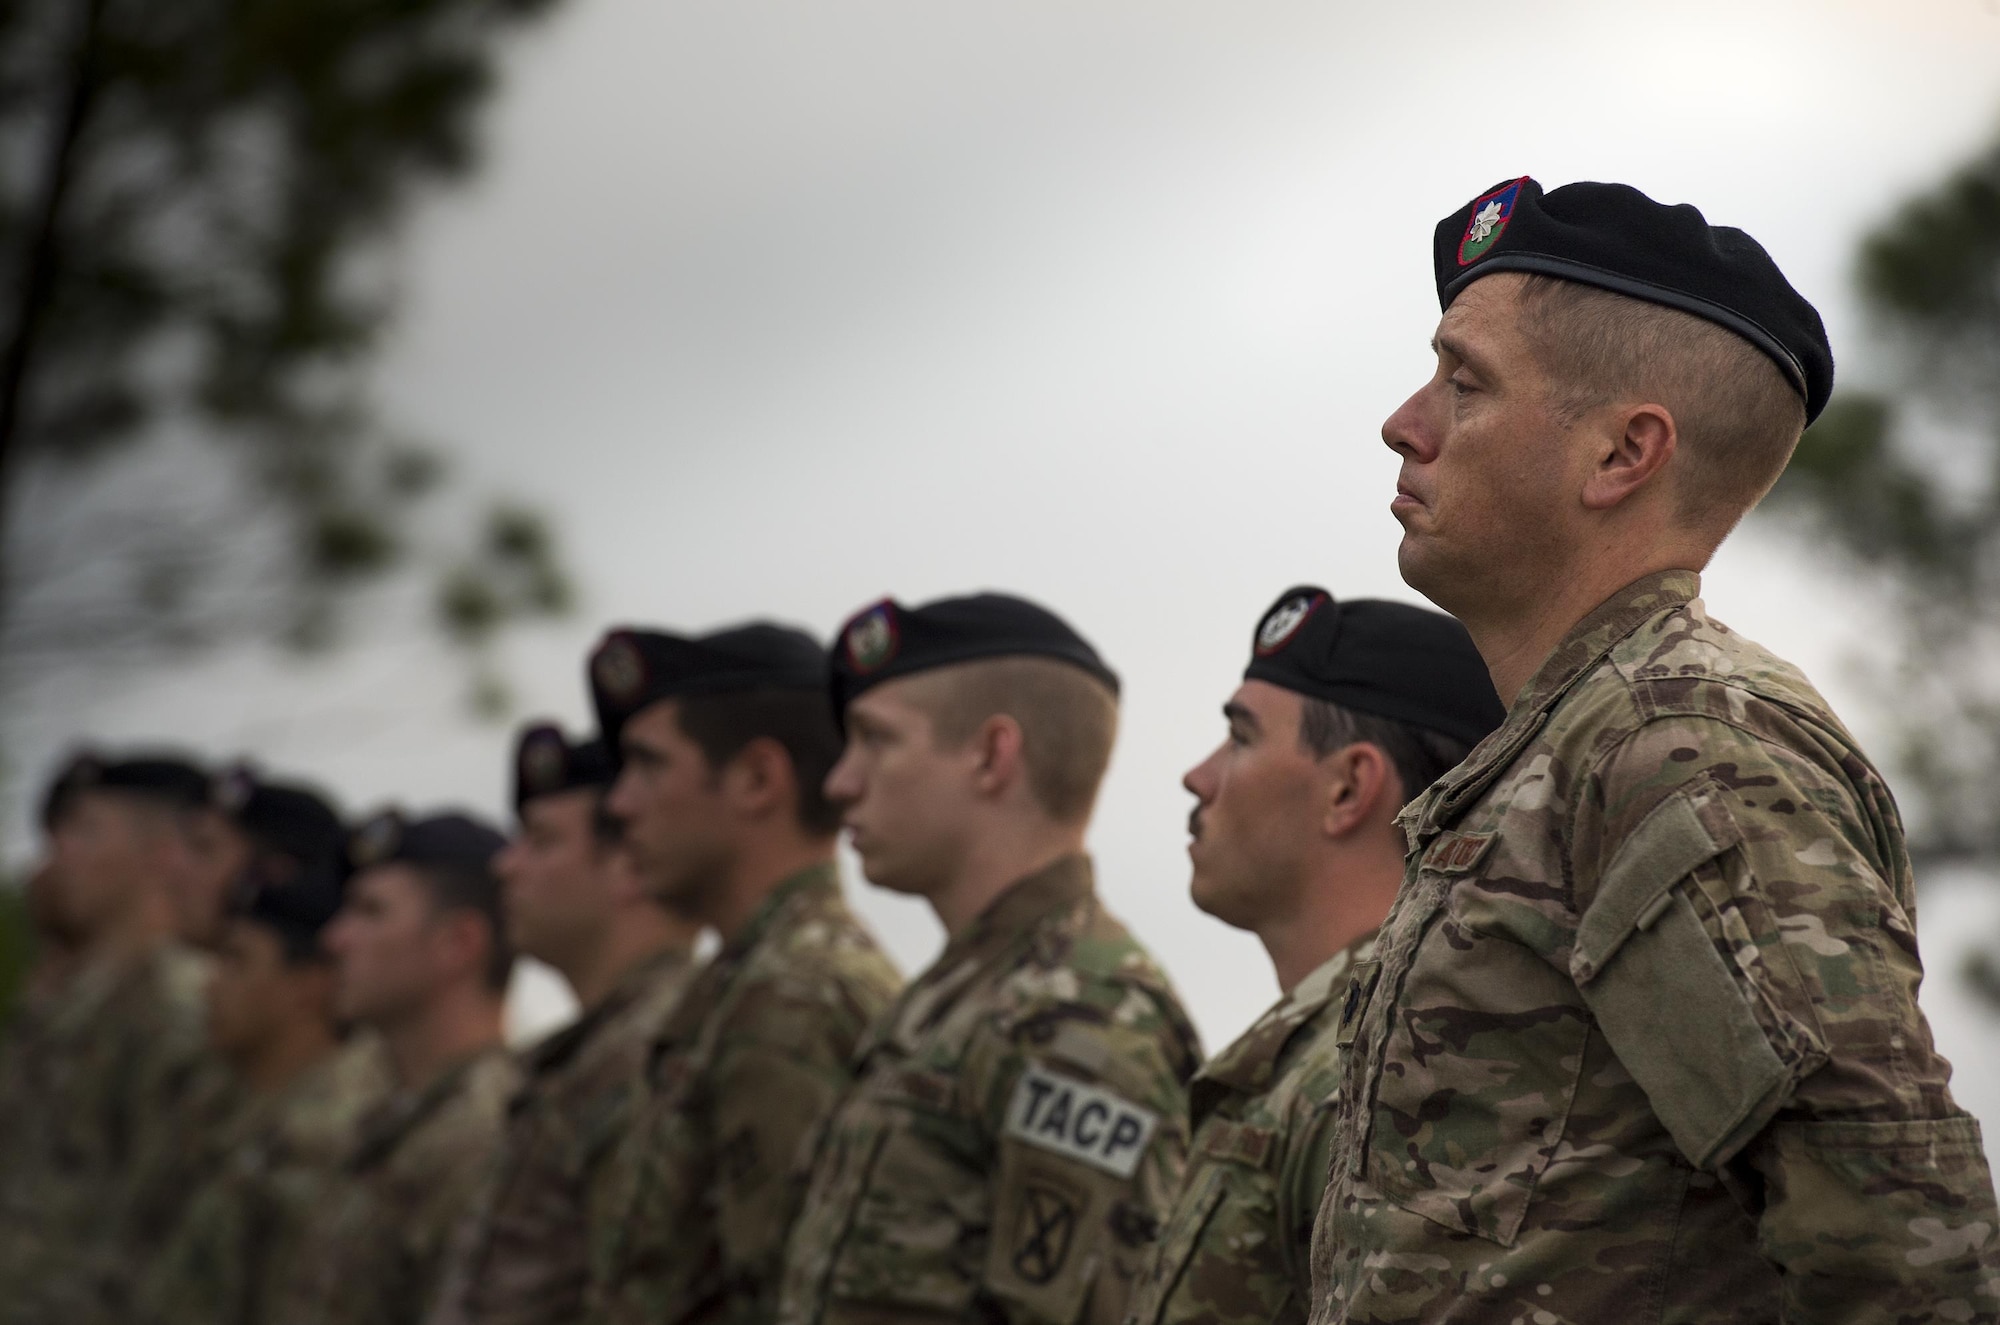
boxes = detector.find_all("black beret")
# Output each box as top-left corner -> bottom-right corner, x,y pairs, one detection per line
211,764 -> 347,869
829,592 -> 1119,716
229,852 -> 347,950
588,622 -> 827,746
1243,587 -> 1505,749
52,751 -> 211,815
1436,176 -> 1834,423
512,722 -> 614,810
349,809 -> 506,873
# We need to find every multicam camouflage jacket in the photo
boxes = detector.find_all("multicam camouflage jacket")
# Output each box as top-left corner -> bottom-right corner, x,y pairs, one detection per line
1124,933 -> 1378,1325
777,854 -> 1204,1325
135,1037 -> 393,1325
0,941 -> 222,1325
587,862 -> 901,1325
427,946 -> 700,1325
1308,570 -> 2000,1324
282,1045 -> 520,1325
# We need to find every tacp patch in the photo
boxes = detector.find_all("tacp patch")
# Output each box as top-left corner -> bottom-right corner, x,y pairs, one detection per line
1005,1064 -> 1158,1180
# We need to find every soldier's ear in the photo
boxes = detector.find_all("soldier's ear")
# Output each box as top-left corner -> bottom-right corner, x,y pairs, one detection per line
1321,743 -> 1394,841
968,714 -> 1028,805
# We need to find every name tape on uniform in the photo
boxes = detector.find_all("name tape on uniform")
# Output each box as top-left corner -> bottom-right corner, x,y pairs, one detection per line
1004,1065 -> 1158,1180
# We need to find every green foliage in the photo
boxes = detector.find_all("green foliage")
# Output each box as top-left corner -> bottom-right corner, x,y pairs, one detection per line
1765,119 -> 2000,856
0,0 -> 572,706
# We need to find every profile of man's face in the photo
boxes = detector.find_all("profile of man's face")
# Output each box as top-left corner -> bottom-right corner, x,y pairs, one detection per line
497,789 -> 614,965
1181,681 -> 1326,930
823,679 -> 976,897
323,865 -> 448,1028
168,806 -> 251,948
1381,274 -> 1585,608
207,916 -> 323,1063
603,702 -> 734,913
49,791 -> 164,936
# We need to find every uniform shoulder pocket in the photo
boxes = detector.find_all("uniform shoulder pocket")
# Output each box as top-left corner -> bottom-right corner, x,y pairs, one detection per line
1570,790 -> 1793,1169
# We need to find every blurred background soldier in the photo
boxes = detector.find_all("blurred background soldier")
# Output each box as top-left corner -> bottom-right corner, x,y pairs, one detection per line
136,826 -> 391,1325
0,752 -> 216,1325
584,623 -> 901,1325
282,810 -> 520,1325
428,722 -> 703,1325
779,594 -> 1202,1325
1124,590 -> 1502,1325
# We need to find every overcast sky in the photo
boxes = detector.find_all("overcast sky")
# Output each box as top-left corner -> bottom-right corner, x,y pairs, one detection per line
16,0 -> 2000,1112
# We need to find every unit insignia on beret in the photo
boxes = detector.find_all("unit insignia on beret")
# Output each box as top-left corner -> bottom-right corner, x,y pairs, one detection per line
520,729 -> 569,795
593,636 -> 646,706
1255,592 -> 1323,656
350,811 -> 403,869
212,764 -> 256,815
844,604 -> 899,674
1459,177 -> 1526,266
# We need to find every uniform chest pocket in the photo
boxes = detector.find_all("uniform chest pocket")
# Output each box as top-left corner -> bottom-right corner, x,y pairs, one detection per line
821,1067 -> 988,1315
1363,854 -> 1592,1248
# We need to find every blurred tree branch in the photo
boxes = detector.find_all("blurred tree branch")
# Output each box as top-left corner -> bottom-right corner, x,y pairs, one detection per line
0,0 -> 573,723
1762,121 -> 2000,861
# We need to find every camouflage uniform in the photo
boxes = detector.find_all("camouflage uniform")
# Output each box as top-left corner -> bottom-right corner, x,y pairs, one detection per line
1124,934 -> 1378,1325
588,862 -> 900,1325
135,1036 -> 393,1325
0,942 -> 220,1325
778,854 -> 1204,1325
1308,571 -> 2000,1324
281,1046 -> 519,1325
428,947 -> 700,1325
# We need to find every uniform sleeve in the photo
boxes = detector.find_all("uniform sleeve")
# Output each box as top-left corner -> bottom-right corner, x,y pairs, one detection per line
1568,716 -> 2000,1315
710,995 -> 872,1325
964,1005 -> 1193,1325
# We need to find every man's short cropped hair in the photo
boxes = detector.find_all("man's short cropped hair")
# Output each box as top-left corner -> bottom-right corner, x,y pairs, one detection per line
406,860 -> 515,993
908,656 -> 1119,825
1298,699 -> 1479,808
1516,273 -> 1809,535
672,687 -> 846,837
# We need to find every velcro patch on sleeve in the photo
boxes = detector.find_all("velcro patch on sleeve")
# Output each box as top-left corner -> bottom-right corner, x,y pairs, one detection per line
1004,1064 -> 1159,1180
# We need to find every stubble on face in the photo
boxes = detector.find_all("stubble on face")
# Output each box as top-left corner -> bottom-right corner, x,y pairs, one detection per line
1386,275 -> 1582,621
1185,685 -> 1319,932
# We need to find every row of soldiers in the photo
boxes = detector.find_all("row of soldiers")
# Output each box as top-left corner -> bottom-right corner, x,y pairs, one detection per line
0,583 -> 1482,1325
9,171 -> 2000,1325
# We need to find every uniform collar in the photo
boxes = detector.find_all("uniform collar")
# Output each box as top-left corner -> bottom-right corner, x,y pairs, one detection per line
720,859 -> 840,962
351,1044 -> 508,1171
936,852 -> 1094,972
872,854 -> 1093,1049
1401,569 -> 1700,843
525,943 -> 696,1075
1192,929 -> 1377,1112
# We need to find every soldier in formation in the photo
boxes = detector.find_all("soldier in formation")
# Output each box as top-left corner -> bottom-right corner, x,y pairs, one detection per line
1124,591 -> 1500,1325
1305,177 -> 2000,1321
427,724 -> 702,1325
4,173 -> 1998,1325
582,622 -> 902,1325
778,593 -> 1203,1325
137,792 -> 390,1325
284,810 -> 520,1325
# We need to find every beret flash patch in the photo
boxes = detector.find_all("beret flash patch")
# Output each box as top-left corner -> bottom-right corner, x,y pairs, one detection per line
350,811 -> 402,868
593,636 -> 646,706
520,731 -> 569,795
1255,592 -> 1322,656
1459,176 -> 1526,266
844,604 -> 899,674
212,765 -> 256,815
